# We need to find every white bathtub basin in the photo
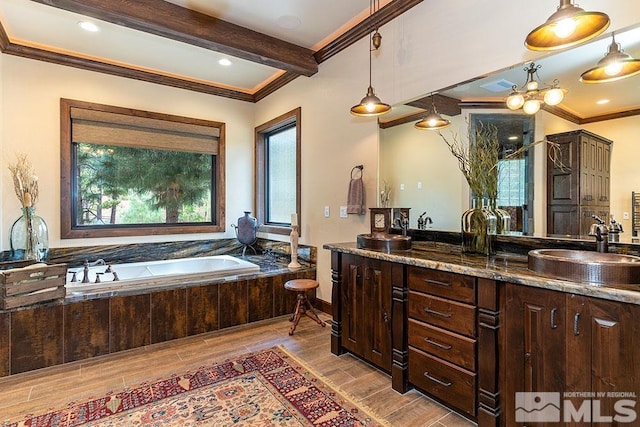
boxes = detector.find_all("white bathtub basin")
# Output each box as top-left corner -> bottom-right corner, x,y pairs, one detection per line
66,255 -> 260,292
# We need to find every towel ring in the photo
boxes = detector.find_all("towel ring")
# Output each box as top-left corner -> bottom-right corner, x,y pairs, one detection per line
351,165 -> 363,179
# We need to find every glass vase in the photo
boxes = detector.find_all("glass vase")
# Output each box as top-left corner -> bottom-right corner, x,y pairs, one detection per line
488,198 -> 511,235
461,198 -> 497,255
10,207 -> 49,262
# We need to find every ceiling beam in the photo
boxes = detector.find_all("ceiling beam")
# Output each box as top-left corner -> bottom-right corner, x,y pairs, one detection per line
406,94 -> 461,117
315,0 -> 424,64
30,0 -> 318,77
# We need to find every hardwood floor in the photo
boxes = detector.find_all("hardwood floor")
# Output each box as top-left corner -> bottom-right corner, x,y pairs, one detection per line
0,312 -> 475,426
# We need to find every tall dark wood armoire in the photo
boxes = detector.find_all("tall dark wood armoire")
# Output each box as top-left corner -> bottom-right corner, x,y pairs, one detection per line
546,129 -> 612,237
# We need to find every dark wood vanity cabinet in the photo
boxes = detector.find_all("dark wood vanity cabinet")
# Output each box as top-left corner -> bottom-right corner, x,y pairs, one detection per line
504,283 -> 640,426
338,253 -> 393,371
407,267 -> 477,417
547,130 -> 612,237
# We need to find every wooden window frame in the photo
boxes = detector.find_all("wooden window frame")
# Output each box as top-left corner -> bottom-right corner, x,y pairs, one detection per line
60,98 -> 226,239
255,107 -> 301,236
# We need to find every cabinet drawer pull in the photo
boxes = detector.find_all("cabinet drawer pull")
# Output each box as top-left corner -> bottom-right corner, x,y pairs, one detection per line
423,278 -> 451,287
423,371 -> 452,387
423,307 -> 452,318
573,312 -> 581,336
550,307 -> 558,329
424,337 -> 452,350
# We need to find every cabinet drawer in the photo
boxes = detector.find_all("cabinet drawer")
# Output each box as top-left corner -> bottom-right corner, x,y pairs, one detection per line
409,347 -> 476,417
408,267 -> 476,304
408,291 -> 476,337
408,319 -> 476,371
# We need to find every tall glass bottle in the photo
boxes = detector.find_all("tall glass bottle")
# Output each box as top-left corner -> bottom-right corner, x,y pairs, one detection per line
461,198 -> 497,255
10,207 -> 49,261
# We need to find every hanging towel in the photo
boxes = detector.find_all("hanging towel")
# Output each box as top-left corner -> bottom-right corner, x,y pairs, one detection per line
347,166 -> 365,215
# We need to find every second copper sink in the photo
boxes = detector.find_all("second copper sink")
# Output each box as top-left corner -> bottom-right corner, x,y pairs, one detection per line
528,249 -> 640,285
357,233 -> 412,253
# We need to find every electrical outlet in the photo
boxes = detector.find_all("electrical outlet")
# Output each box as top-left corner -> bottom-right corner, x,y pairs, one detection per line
339,206 -> 348,218
324,206 -> 330,217
623,212 -> 630,220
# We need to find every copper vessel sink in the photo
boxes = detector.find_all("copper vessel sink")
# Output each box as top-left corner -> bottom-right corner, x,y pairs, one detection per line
528,249 -> 640,285
357,233 -> 412,253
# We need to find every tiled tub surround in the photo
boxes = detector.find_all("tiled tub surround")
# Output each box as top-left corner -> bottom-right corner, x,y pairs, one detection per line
0,238 -> 316,377
325,240 -> 640,426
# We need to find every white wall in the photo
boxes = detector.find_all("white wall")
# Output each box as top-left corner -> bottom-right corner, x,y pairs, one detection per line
1,56 -> 255,248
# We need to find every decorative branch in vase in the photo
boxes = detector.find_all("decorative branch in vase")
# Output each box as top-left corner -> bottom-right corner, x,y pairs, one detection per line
8,154 -> 48,261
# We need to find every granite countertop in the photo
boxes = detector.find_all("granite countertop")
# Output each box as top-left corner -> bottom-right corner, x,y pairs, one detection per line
323,241 -> 640,305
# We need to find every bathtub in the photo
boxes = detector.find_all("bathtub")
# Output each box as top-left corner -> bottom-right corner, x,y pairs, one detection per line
65,255 -> 260,293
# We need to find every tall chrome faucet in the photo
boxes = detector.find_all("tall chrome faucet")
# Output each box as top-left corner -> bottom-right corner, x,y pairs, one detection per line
589,215 -> 609,253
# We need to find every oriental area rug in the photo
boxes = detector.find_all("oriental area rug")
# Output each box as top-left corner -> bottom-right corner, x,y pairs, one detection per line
6,346 -> 388,427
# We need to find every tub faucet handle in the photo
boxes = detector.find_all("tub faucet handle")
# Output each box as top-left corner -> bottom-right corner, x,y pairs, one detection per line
95,272 -> 104,283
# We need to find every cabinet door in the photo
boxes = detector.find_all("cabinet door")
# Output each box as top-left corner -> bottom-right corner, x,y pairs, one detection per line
566,295 -> 640,423
503,284 -> 566,426
363,257 -> 392,371
340,254 -> 364,357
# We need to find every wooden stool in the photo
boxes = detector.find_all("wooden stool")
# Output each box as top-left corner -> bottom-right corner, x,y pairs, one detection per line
284,279 -> 326,335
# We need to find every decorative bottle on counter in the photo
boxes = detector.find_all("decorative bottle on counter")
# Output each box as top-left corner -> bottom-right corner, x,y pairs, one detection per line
488,198 -> 511,235
10,207 -> 49,261
461,198 -> 496,255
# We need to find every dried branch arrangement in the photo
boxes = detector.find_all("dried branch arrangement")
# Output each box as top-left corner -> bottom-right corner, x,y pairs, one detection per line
8,154 -> 39,208
437,121 -> 499,198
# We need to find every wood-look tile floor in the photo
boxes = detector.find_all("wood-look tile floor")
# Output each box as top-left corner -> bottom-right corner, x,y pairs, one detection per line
0,312 -> 475,426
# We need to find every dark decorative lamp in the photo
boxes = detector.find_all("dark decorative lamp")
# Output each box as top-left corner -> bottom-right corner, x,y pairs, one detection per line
525,0 -> 610,51
414,95 -> 451,130
506,63 -> 565,115
350,1 -> 391,117
580,34 -> 640,83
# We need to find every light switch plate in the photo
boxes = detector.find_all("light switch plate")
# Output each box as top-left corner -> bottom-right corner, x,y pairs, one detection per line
324,206 -> 330,217
339,206 -> 348,218
623,212 -> 630,220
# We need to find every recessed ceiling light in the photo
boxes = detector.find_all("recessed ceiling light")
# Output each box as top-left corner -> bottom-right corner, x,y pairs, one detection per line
508,135 -> 519,140
218,58 -> 232,66
78,21 -> 99,32
596,99 -> 610,105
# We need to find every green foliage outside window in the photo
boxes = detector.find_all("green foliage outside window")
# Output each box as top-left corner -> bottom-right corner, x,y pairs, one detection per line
75,143 -> 212,226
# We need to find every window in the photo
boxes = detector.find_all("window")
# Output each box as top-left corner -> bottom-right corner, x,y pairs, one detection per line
255,108 -> 301,235
60,98 -> 225,238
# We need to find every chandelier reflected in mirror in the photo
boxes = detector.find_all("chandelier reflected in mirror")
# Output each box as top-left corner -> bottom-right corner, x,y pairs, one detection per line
506,63 -> 565,115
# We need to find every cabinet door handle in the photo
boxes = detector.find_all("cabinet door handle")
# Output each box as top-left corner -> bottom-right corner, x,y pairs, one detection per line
383,311 -> 389,324
423,279 -> 451,287
424,337 -> 452,350
573,312 -> 581,336
423,307 -> 452,318
423,371 -> 452,387
550,307 -> 558,329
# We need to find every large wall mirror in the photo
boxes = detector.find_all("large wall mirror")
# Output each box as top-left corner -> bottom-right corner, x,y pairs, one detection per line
380,23 -> 640,244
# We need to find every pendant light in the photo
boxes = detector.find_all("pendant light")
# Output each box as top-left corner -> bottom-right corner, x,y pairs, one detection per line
506,63 -> 565,115
525,0 -> 610,51
580,34 -> 640,83
414,95 -> 450,130
350,0 -> 391,117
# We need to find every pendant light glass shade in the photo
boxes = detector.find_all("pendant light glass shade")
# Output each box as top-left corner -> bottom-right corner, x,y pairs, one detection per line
580,36 -> 640,83
525,0 -> 610,51
506,63 -> 565,114
350,86 -> 391,116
